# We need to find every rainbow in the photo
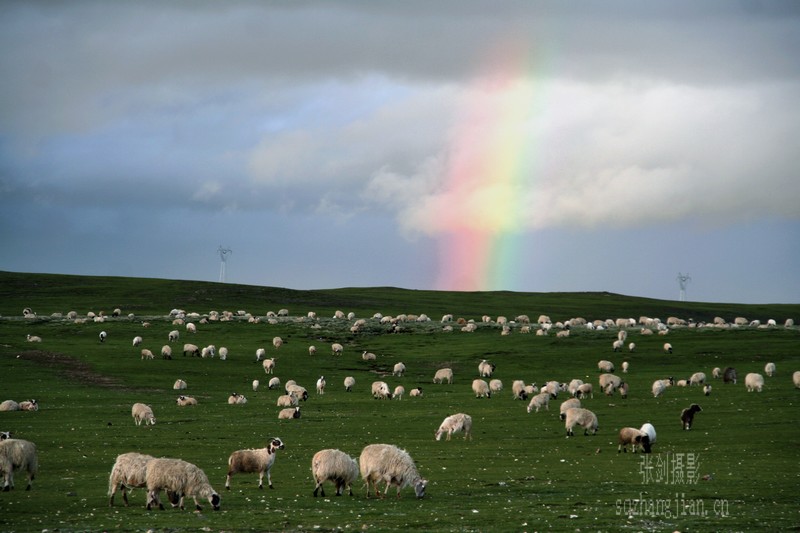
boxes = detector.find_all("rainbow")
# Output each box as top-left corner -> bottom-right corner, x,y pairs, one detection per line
435,40 -> 545,291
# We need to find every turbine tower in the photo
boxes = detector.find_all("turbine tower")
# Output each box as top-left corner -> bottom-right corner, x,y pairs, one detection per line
218,246 -> 232,283
676,272 -> 691,302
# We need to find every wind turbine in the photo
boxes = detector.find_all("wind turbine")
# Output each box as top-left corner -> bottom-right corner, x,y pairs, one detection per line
676,272 -> 691,302
218,246 -> 232,283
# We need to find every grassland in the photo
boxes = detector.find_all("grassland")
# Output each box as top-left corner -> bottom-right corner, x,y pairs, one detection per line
0,271 -> 798,532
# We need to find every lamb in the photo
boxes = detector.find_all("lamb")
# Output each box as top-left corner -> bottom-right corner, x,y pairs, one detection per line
255,348 -> 266,362
472,379 -> 491,398
663,343 -> 673,354
435,413 -> 472,441
278,406 -> 301,419
145,457 -> 220,511
0,438 -> 38,491
564,407 -> 598,436
576,383 -> 594,399
173,379 -> 187,390
18,399 -> 38,411
409,387 -> 423,397
598,360 -> 615,373
393,385 -> 405,400
331,343 -> 344,356
764,362 -> 776,377
618,427 -> 652,453
359,444 -> 427,499
433,368 -> 453,384
182,343 -> 200,357
558,398 -> 581,420
393,362 -> 406,377
176,395 -> 197,407
689,372 -> 706,386
26,335 -> 42,343
161,345 -> 172,359
109,452 -> 169,506
526,392 -> 550,413
680,404 -> 702,430
276,393 -> 298,407
263,357 -> 276,375
478,359 -> 495,377
618,381 -> 629,399
226,438 -> 285,490
131,403 -> 156,426
132,335 -> 142,347
316,376 -> 326,395
311,449 -> 360,497
141,349 -> 155,360
371,381 -> 392,400
228,393 -> 247,405
745,373 -> 764,392
651,378 -> 674,398
723,367 -> 738,384
344,376 -> 356,392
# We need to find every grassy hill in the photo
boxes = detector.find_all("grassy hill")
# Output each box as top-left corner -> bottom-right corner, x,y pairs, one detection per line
0,271 -> 798,532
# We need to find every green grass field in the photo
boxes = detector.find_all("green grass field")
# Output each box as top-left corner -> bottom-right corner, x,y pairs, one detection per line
0,271 -> 798,532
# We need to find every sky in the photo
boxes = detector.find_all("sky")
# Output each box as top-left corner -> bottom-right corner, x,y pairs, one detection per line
1,1 -> 799,304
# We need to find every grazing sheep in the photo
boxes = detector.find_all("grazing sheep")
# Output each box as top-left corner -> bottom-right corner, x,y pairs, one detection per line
558,398 -> 581,420
278,406 -> 301,419
472,379 -> 491,398
621,361 -> 629,373
226,438 -> 285,490
331,343 -> 343,356
185,322 -> 196,334
99,331 -> 108,343
132,335 -> 142,347
359,444 -> 427,499
362,351 -> 377,361
703,384 -> 712,396
267,377 -> 281,390
131,403 -> 156,426
526,392 -> 550,413
393,362 -> 406,377
478,359 -> 495,378
790,370 -> 800,388
435,413 -> 472,441
272,336 -> 283,350
182,343 -> 200,357
628,342 -> 636,352
343,376 -> 356,392
311,449 -> 359,497
168,330 -> 180,342
489,379 -> 503,393
393,385 -> 405,400
712,367 -> 722,379
255,348 -> 266,362
276,393 -> 298,407
652,378 -> 674,398
228,393 -> 247,405
612,339 -> 623,352
512,380 -> 529,401
680,404 -> 702,430
640,423 -> 657,446
618,427 -> 652,453
676,379 -> 688,387
145,458 -> 220,511
598,360 -> 615,373
316,376 -> 326,395
263,357 -> 276,375
723,367 -> 738,384
18,400 -> 38,412
564,407 -> 599,436
0,438 -> 38,491
308,345 -> 317,356
409,387 -> 423,397
0,432 -> 10,440
663,343 -> 673,354
618,381 -> 629,399
745,373 -> 765,392
26,335 -> 42,343
0,401 -> 19,412
764,362 -> 776,377
108,452 -> 175,507
599,374 -> 622,393
161,345 -> 172,359
140,349 -> 155,360
173,379 -> 187,390
433,368 -> 453,384
576,383 -> 594,399
689,372 -> 706,386
371,381 -> 392,400
176,395 -> 197,407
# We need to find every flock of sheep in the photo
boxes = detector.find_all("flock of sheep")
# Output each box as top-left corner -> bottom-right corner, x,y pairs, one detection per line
3,306 -> 798,509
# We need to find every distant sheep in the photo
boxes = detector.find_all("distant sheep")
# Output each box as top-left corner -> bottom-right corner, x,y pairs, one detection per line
622,361 -> 629,373
526,392 -> 550,413
173,379 -> 187,390
99,331 -> 108,343
576,383 -> 594,399
433,368 -> 453,384
393,362 -> 406,377
558,398 -> 581,420
285,384 -> 308,401
226,438 -> 285,490
472,379 -> 491,398
276,393 -> 298,407
131,403 -> 156,426
308,346 -> 317,356
703,384 -> 712,396
359,444 -> 427,499
0,438 -> 38,491
512,380 -> 529,401
712,367 -> 722,379
278,406 -> 301,420
435,413 -> 472,441
362,351 -> 377,361
598,360 -> 615,373
140,349 -> 155,360
489,379 -> 503,393
255,348 -> 266,362
745,373 -> 764,392
640,423 -> 657,447
344,376 -> 356,392
564,407 -> 598,436
331,343 -> 344,356
168,330 -> 180,342
689,372 -> 706,386
263,358 -> 276,375
618,427 -> 652,453
176,395 -> 197,407
764,362 -> 776,377
161,345 -> 172,359
478,359 -> 495,378
723,367 -> 738,384
393,386 -> 405,400
316,376 -> 326,395
663,343 -> 673,354
26,335 -> 42,343
311,448 -> 359,497
182,343 -> 200,357
680,404 -> 702,430
18,399 -> 38,412
268,377 -> 281,390
228,393 -> 247,405
599,374 -> 622,393
651,378 -> 674,398
145,457 -> 220,511
371,381 -> 392,400
252,380 -> 260,392
132,336 -> 142,347
612,340 -> 623,352
793,370 -> 800,388
185,322 -> 196,334
409,387 -> 423,398
628,343 -> 636,352
272,337 -> 283,349
0,401 -> 19,412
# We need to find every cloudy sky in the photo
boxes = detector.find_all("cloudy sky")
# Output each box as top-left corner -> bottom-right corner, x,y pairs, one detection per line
1,1 -> 798,304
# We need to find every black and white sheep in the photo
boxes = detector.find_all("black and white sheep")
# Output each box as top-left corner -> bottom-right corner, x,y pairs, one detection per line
311,449 -> 360,497
434,413 -> 472,441
478,359 -> 495,378
640,423 -> 657,447
18,399 -> 38,412
278,406 -> 301,419
344,376 -> 356,392
225,438 -> 285,490
176,395 -> 197,406
0,438 -> 37,491
564,407 -> 598,437
618,427 -> 651,453
680,404 -> 702,430
359,444 -> 427,499
145,458 -> 220,511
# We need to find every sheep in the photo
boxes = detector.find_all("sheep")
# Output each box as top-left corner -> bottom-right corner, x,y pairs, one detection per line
764,362 -> 776,377
168,330 -> 180,342
0,438 -> 38,491
331,343 -> 343,356
618,381 -> 629,399
26,335 -> 42,343
640,423 -> 657,446
362,351 -> 377,361
371,381 -> 392,400
712,367 -> 722,379
225,438 -> 285,490
131,403 -> 156,426
176,395 -> 197,407
308,345 -> 317,356
108,452 -> 175,507
316,376 -> 326,395
99,331 -> 108,343
161,345 -> 172,359
268,377 -> 281,390
263,357 -> 276,375
676,379 -> 688,387
628,342 -> 636,352
791,370 -> 800,388
599,374 -> 622,393
652,378 -> 673,398
612,340 -> 623,352
558,398 -> 581,420
745,373 -> 765,392
435,413 -> 472,441
723,367 -> 738,384
145,457 -> 220,511
132,335 -> 142,347
489,379 -> 503,393
622,361 -> 629,373
18,399 -> 38,412
564,407 -> 598,436
703,384 -> 712,396
218,347 -> 228,360
186,322 -> 196,334
433,368 -> 453,384
255,348 -> 266,362
252,379 -> 260,392
618,427 -> 652,453
182,343 -> 200,357
478,359 -> 495,377
359,444 -> 427,499
472,379 -> 491,398
393,385 -> 405,400
409,387 -> 423,397
201,345 -> 216,358
228,392 -> 247,405
276,393 -> 298,407
576,383 -> 594,399
526,392 -> 550,413
173,379 -> 187,390
393,362 -> 406,377
663,343 -> 673,354
512,380 -> 529,400
344,376 -> 356,392
279,406 -> 301,419
0,401 -> 19,412
598,360 -> 615,373
141,349 -> 155,360
680,404 -> 702,430
286,384 -> 308,401
311,449 -> 360,497
0,432 -> 10,440
689,372 -> 706,386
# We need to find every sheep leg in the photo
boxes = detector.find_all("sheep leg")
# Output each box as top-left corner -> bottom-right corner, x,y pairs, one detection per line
266,467 -> 274,489
225,472 -> 233,490
313,479 -> 324,497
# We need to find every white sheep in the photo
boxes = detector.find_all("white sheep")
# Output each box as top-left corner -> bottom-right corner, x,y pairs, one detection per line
344,376 -> 356,392
272,336 -> 283,349
793,370 -> 800,388
331,343 -> 343,356
176,395 -> 197,407
0,438 -> 38,491
108,452 -> 173,507
362,351 -> 377,361
640,423 -> 657,445
311,448 -> 359,497
131,403 -> 156,426
689,372 -> 706,386
598,360 -> 615,373
472,379 -> 491,398
526,392 -> 550,413
0,400 -> 19,412
371,381 -> 392,400
433,368 -> 453,384
409,387 -> 423,397
186,322 -> 196,334
18,399 -> 38,412
168,330 -> 180,342
564,407 -> 598,437
489,379 -> 503,393
435,413 -> 472,440
359,444 -> 427,499
545,380 -> 562,399
612,339 -> 623,352
225,438 -> 285,490
316,376 -> 326,395
703,384 -> 712,396
712,367 -> 722,379
393,385 -> 405,400
511,380 -> 529,400
252,379 -> 260,392
278,406 -> 301,419
228,392 -> 248,405
628,342 -> 636,352
558,398 -> 581,420
663,343 -> 673,354
255,348 -> 266,362
764,362 -> 776,377
218,347 -> 228,360
651,378 -> 673,398
393,362 -> 406,377
618,427 -> 652,453
622,361 -> 629,373
98,331 -> 107,343
276,393 -> 298,407
745,373 -> 764,392
26,335 -> 42,343
285,384 -> 308,401
599,374 -> 622,393
173,379 -> 187,390
308,345 -> 317,356
478,360 -> 495,377
576,383 -> 594,399
141,349 -> 155,360
161,345 -> 172,359
263,357 -> 276,375
183,343 -> 200,357
267,377 -> 281,390
132,336 -> 142,347
145,457 -> 220,511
